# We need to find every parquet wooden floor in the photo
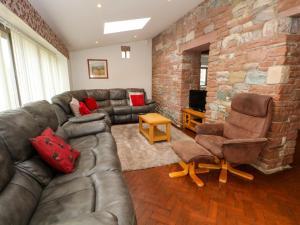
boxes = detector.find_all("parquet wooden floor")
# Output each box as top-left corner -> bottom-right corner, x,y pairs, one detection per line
123,129 -> 300,225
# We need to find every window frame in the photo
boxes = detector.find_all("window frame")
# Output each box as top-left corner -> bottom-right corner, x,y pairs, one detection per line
0,23 -> 21,106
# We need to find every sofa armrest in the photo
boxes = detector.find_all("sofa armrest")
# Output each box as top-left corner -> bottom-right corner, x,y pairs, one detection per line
69,113 -> 106,123
51,211 -> 118,225
222,138 -> 268,164
145,99 -> 155,105
62,120 -> 107,139
195,123 -> 224,136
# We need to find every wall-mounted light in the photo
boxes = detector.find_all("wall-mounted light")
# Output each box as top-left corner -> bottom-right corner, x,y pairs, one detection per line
121,46 -> 130,59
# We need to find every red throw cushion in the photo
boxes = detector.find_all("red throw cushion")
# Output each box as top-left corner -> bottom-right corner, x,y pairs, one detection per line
31,135 -> 78,173
85,97 -> 98,110
41,128 -> 80,160
79,102 -> 91,115
130,94 -> 145,106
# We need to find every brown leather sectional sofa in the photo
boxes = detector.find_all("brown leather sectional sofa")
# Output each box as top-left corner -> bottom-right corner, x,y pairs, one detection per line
51,88 -> 156,125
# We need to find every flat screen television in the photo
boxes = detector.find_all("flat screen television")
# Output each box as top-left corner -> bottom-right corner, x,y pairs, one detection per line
189,90 -> 207,112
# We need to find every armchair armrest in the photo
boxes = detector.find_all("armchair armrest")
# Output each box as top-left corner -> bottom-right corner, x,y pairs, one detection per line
195,123 -> 224,136
222,138 -> 268,164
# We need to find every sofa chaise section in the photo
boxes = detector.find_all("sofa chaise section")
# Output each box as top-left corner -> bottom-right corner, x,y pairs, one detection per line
0,100 -> 136,225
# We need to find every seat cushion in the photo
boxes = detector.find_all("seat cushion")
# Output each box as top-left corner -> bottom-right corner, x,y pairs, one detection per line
171,140 -> 215,163
29,177 -> 95,225
113,106 -> 131,115
195,135 -> 227,158
0,170 -> 42,225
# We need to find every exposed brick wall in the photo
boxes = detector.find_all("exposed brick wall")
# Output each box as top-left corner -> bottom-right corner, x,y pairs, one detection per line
152,0 -> 300,173
278,0 -> 300,13
0,0 -> 68,57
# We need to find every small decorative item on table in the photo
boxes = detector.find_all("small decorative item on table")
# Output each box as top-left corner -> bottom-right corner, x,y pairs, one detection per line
139,113 -> 171,144
87,59 -> 108,79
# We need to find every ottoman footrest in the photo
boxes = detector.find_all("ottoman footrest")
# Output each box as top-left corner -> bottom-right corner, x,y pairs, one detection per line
171,140 -> 218,164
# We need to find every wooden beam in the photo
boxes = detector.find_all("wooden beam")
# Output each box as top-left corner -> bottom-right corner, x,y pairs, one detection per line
180,31 -> 217,53
279,4 -> 300,17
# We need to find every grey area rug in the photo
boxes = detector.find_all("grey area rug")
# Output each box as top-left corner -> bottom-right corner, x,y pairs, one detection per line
111,123 -> 193,171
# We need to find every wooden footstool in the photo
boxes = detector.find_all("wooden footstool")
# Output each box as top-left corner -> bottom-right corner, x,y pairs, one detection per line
139,113 -> 171,144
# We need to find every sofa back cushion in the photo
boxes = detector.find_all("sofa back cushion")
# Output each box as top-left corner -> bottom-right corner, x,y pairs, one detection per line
86,89 -> 111,108
0,109 -> 41,162
126,88 -> 146,99
52,91 -> 73,114
23,100 -> 59,131
109,89 -> 127,106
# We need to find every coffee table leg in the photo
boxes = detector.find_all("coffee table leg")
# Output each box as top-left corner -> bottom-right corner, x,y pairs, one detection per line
139,117 -> 143,133
149,124 -> 154,144
166,123 -> 171,142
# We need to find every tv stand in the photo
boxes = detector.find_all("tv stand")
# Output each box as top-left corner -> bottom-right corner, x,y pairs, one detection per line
182,108 -> 205,132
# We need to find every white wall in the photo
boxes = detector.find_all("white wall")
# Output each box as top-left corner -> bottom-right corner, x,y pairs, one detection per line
69,40 -> 152,97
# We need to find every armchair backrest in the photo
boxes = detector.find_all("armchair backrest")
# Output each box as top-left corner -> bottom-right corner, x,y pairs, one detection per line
224,93 -> 273,139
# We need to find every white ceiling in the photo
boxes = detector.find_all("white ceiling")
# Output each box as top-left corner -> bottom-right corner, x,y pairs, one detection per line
28,0 -> 201,51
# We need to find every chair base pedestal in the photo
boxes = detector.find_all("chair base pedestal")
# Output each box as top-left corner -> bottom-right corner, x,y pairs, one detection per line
169,161 -> 209,187
199,160 -> 254,183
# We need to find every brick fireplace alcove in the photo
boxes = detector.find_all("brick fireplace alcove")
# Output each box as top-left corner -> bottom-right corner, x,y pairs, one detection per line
152,0 -> 300,174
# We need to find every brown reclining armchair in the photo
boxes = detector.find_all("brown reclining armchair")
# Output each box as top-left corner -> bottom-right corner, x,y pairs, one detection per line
170,93 -> 273,186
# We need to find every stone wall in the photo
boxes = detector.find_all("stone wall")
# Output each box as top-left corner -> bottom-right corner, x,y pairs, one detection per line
152,0 -> 300,173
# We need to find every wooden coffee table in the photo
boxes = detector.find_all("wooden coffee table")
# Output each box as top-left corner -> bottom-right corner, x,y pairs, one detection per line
139,113 -> 171,144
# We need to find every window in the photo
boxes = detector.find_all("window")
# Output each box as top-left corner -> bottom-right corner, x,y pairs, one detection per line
121,46 -> 130,59
200,53 -> 208,87
0,22 -> 70,110
0,25 -> 20,111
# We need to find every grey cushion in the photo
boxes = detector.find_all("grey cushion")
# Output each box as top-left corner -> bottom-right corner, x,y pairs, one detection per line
131,105 -> 150,114
70,90 -> 88,101
63,120 -> 107,138
0,149 -> 14,192
0,109 -> 41,161
52,92 -> 72,114
113,106 -> 132,115
44,212 -> 118,225
23,100 -> 58,131
0,170 -> 42,225
15,156 -> 54,187
29,177 -> 94,225
69,113 -> 106,123
109,89 -> 126,100
86,89 -> 109,101
110,99 -> 128,106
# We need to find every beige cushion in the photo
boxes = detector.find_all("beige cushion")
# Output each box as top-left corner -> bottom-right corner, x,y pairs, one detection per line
195,135 -> 227,159
69,97 -> 81,117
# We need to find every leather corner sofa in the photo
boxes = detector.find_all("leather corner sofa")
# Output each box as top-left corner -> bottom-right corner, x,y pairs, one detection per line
52,88 -> 156,125
0,100 -> 136,225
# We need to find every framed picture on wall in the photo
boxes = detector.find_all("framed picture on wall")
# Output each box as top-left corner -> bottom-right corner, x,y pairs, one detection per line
87,59 -> 108,79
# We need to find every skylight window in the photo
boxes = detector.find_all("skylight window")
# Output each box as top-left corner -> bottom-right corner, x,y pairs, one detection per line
104,17 -> 151,34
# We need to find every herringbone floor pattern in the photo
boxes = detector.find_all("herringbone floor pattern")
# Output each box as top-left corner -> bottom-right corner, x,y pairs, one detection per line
123,130 -> 300,225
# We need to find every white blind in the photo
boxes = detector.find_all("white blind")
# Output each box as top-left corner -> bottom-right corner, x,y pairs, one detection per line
11,30 -> 70,105
0,30 -> 19,111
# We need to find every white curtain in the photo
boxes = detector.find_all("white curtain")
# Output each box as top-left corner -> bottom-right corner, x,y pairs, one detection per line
11,31 -> 70,105
0,30 -> 19,111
